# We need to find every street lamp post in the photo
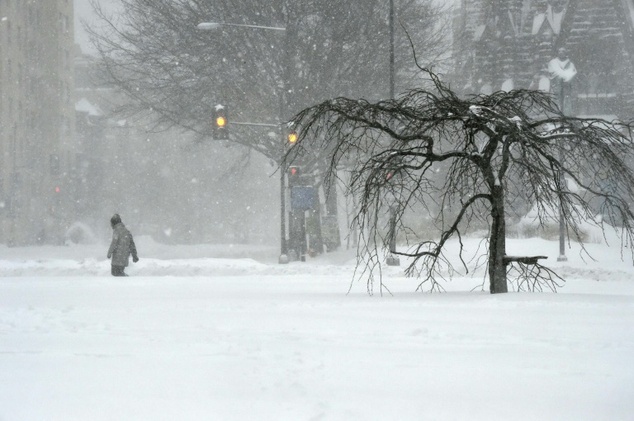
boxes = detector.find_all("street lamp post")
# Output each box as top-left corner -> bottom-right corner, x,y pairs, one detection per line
548,47 -> 577,262
197,20 -> 290,264
389,0 -> 395,100
386,0 -> 400,267
197,22 -> 285,32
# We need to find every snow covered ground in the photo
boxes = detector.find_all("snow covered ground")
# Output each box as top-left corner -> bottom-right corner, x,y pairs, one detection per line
1,236 -> 633,420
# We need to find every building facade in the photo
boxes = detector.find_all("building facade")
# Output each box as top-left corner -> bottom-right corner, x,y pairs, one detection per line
452,0 -> 634,119
0,0 -> 75,245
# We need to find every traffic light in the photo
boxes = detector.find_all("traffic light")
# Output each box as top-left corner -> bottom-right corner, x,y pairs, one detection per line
213,105 -> 228,140
287,129 -> 298,145
50,185 -> 63,215
288,166 -> 301,186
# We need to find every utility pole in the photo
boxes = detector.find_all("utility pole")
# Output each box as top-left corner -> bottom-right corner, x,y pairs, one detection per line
386,0 -> 400,266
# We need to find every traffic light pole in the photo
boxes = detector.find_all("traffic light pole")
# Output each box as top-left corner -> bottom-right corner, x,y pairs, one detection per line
279,19 -> 292,263
197,19 -> 291,263
280,153 -> 288,260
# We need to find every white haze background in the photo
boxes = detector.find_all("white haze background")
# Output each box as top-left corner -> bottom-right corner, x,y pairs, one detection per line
75,0 -> 114,54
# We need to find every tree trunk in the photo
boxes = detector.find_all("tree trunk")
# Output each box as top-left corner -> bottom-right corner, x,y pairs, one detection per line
489,185 -> 508,293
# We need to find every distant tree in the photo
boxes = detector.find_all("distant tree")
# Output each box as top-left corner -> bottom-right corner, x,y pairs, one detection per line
86,0 -> 450,252
290,68 -> 634,294
86,0 -> 450,163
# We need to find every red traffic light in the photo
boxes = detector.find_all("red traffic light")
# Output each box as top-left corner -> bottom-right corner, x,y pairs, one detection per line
288,166 -> 301,186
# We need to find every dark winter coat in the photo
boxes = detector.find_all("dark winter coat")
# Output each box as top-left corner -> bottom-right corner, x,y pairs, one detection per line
107,223 -> 138,267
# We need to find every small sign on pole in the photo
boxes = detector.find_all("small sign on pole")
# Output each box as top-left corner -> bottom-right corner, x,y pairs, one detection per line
290,186 -> 316,211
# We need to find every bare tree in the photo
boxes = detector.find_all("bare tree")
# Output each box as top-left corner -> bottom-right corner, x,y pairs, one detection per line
86,0 -> 450,163
84,0 -> 450,253
290,68 -> 634,294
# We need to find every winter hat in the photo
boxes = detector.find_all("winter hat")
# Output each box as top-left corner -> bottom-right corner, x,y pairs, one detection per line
110,214 -> 122,227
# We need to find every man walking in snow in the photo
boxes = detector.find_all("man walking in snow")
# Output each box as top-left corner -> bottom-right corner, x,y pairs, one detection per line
107,214 -> 139,276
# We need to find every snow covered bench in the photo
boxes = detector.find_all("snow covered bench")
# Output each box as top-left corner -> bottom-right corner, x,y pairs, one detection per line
503,255 -> 548,265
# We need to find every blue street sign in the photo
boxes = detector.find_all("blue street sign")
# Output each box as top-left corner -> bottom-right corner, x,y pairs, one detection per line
290,186 -> 316,211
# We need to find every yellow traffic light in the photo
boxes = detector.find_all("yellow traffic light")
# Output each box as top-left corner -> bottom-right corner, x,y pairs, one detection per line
288,130 -> 298,144
212,105 -> 228,139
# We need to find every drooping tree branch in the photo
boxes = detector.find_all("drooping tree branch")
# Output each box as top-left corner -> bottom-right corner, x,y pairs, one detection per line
290,67 -> 634,293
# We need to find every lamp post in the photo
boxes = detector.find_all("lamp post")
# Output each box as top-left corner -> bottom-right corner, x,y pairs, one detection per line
197,20 -> 291,263
389,0 -> 395,100
386,0 -> 400,266
197,22 -> 285,32
548,47 -> 577,262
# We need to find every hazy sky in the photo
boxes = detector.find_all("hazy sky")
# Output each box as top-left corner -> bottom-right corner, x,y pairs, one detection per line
74,0 -> 118,53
